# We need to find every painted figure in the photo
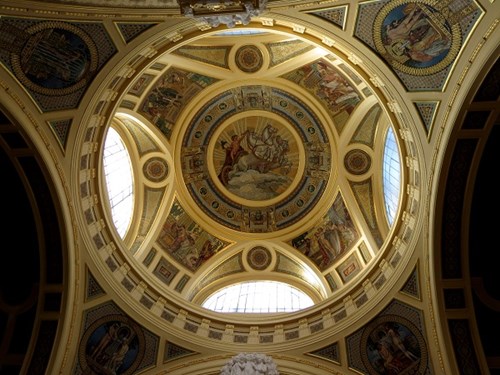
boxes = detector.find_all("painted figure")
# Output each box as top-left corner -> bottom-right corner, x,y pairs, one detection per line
90,322 -> 119,360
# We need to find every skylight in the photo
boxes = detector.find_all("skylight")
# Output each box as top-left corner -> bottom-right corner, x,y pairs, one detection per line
213,29 -> 266,36
103,127 -> 134,238
382,126 -> 401,226
202,281 -> 314,313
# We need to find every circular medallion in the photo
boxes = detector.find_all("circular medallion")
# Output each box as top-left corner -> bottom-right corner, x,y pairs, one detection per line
360,315 -> 427,374
235,45 -> 263,73
181,85 -> 332,233
79,314 -> 146,375
10,21 -> 98,95
344,149 -> 371,175
373,1 -> 461,76
247,246 -> 272,270
213,116 -> 299,202
143,157 -> 169,182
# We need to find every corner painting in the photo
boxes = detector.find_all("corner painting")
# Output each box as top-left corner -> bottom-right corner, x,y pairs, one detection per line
361,315 -> 427,374
157,198 -> 229,272
290,194 -> 359,271
80,315 -> 146,375
0,21 -> 98,95
373,0 -> 484,78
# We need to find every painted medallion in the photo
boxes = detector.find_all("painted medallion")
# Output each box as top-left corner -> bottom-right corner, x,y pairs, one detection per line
213,116 -> 299,202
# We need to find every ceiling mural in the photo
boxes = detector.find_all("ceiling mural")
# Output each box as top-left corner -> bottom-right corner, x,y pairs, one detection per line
247,246 -> 272,270
142,157 -> 169,183
157,198 -> 231,272
234,44 -> 264,72
346,300 -> 430,374
344,149 -> 372,176
281,58 -> 363,133
65,25 -> 421,371
0,18 -> 116,111
214,117 -> 298,200
0,0 -> 497,373
375,3 -> 461,74
139,67 -> 219,139
355,0 -> 483,91
180,84 -> 332,233
289,193 -> 359,272
77,303 -> 159,375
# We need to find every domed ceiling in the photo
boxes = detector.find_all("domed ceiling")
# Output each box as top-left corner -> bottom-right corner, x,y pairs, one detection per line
100,30 -> 400,307
3,0 -> 499,373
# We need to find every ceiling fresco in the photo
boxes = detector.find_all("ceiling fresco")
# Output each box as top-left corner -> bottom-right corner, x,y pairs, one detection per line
105,34 -> 394,300
1,0 -> 497,373
0,17 -> 116,111
157,198 -> 231,272
354,0 -> 483,91
179,84 -> 332,233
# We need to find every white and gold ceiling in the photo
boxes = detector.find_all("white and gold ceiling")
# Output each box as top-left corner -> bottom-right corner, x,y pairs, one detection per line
0,0 -> 498,374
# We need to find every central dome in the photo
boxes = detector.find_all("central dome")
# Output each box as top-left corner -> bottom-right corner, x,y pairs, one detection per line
92,27 -> 405,323
180,85 -> 332,233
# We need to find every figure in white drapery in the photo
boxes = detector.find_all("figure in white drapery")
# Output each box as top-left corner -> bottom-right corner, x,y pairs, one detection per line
220,353 -> 279,375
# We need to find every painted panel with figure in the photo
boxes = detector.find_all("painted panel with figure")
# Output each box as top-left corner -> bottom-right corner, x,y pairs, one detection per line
82,317 -> 145,375
281,58 -> 361,131
214,117 -> 298,200
291,194 -> 359,271
157,199 -> 229,272
139,68 -> 218,139
377,2 -> 458,71
361,316 -> 426,374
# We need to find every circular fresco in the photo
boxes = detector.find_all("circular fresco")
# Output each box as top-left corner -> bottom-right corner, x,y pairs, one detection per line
360,315 -> 427,375
181,85 -> 332,233
247,246 -> 272,270
79,314 -> 146,375
10,21 -> 98,96
212,116 -> 300,202
235,45 -> 263,73
373,1 -> 461,76
344,149 -> 371,175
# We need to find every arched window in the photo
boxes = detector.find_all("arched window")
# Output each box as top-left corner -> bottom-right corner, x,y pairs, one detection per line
103,127 -> 134,238
202,281 -> 314,313
382,127 -> 401,226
